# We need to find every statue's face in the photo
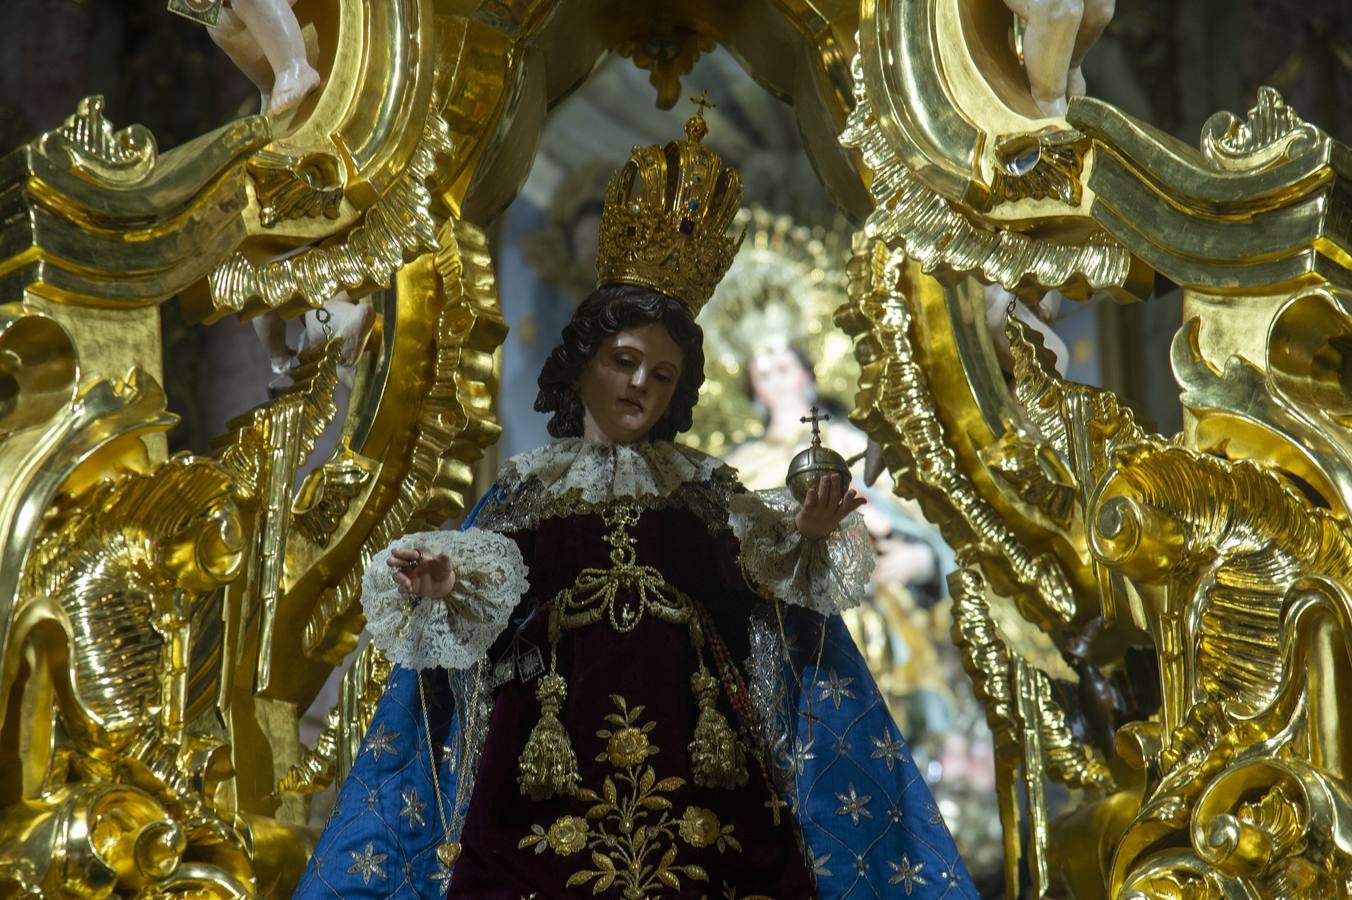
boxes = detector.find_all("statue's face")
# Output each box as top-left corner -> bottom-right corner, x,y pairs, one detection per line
578,324 -> 685,443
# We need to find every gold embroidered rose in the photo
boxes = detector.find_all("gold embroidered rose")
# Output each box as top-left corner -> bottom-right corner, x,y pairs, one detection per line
546,815 -> 589,855
678,807 -> 721,848
606,726 -> 651,767
678,806 -> 743,853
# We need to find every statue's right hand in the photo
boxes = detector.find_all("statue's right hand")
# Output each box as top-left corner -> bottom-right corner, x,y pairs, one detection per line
387,547 -> 456,599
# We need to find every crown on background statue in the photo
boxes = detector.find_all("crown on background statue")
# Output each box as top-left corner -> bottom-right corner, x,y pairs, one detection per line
595,92 -> 745,316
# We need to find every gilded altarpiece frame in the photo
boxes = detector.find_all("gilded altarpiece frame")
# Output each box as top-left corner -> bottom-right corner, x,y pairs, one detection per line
0,0 -> 1348,896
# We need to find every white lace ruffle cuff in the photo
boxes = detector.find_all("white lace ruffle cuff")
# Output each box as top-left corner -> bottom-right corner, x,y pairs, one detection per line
362,528 -> 528,671
729,488 -> 874,615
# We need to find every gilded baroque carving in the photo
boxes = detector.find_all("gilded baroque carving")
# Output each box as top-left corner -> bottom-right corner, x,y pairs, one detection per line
3,454 -> 252,895
0,5 -> 511,891
1200,85 -> 1324,172
277,644 -> 393,795
6,0 -> 1352,894
37,95 -> 158,187
949,565 -> 1113,793
988,130 -> 1089,208
841,53 -> 1133,296
246,147 -> 346,227
209,113 -> 454,312
837,232 -> 1078,629
292,454 -> 374,546
300,218 -> 507,664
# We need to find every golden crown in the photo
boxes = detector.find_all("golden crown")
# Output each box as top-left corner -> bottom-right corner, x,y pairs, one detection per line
595,93 -> 744,316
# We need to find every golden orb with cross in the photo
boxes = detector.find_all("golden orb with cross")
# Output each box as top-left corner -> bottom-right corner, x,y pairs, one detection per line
785,406 -> 852,503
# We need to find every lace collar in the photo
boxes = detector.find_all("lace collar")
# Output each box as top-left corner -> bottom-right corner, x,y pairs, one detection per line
496,438 -> 732,505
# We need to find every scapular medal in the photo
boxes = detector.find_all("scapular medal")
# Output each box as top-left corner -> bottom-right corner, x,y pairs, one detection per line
513,633 -> 545,682
166,0 -> 224,27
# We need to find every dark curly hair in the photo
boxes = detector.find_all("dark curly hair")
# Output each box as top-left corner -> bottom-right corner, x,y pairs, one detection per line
535,283 -> 705,441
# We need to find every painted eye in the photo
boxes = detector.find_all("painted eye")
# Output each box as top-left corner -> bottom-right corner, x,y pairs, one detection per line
654,371 -> 674,383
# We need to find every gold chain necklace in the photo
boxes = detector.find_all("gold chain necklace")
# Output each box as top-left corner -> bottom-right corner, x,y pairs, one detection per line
416,661 -> 484,870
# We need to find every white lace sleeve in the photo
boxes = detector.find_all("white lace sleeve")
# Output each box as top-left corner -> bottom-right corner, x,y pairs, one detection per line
728,488 -> 874,615
362,528 -> 529,670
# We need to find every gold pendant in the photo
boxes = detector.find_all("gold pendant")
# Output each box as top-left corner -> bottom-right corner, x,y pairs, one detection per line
437,840 -> 461,868
166,0 -> 224,27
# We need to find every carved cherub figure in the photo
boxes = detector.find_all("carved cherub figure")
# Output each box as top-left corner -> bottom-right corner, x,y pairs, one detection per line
1004,0 -> 1115,116
208,0 -> 321,114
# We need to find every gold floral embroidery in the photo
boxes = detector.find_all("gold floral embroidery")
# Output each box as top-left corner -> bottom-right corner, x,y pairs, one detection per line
678,807 -> 741,852
518,694 -> 742,896
605,724 -> 652,767
546,815 -> 588,854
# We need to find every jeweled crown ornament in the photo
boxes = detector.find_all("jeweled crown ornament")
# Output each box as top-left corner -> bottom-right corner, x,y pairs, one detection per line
786,406 -> 852,503
595,91 -> 745,316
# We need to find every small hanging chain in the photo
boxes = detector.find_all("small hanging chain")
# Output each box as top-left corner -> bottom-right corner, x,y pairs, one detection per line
314,305 -> 335,341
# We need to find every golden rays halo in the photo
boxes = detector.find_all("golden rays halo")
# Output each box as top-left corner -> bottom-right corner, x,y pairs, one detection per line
683,207 -> 857,456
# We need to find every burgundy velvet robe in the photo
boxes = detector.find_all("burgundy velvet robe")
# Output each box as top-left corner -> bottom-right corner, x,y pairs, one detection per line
447,504 -> 819,899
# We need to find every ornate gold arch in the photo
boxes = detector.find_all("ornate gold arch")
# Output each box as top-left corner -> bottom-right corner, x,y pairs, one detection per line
1,0 -> 1350,895
0,2 -> 868,894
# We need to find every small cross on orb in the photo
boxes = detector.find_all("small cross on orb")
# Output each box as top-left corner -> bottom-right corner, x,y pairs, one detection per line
800,405 -> 830,443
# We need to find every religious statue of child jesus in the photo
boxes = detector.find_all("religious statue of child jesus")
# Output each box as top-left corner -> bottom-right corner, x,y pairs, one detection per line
296,98 -> 977,898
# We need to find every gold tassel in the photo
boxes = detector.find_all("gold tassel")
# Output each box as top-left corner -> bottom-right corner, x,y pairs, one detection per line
688,669 -> 747,789
518,672 -> 580,800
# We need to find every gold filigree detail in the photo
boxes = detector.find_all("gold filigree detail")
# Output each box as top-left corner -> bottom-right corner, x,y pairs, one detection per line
1200,86 -> 1322,172
989,130 -> 1089,208
292,453 -> 373,546
247,148 -> 346,228
209,113 -> 453,312
276,644 -> 392,795
519,672 -> 581,800
519,694 -> 727,896
949,565 -> 1114,792
36,95 -> 158,187
841,54 -> 1130,294
678,806 -> 740,852
545,815 -> 589,855
553,505 -> 696,633
688,670 -> 748,789
606,726 -> 652,768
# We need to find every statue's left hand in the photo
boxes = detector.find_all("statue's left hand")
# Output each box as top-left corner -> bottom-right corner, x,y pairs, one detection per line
795,473 -> 866,540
